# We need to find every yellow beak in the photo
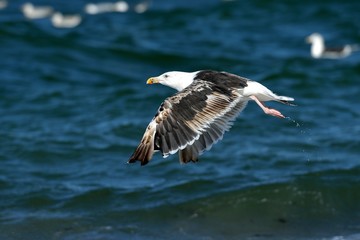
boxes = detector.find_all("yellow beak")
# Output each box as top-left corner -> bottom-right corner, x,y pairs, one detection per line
146,77 -> 159,84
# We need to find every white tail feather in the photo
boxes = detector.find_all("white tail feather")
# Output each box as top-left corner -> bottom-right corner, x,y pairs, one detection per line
243,81 -> 294,103
277,95 -> 294,101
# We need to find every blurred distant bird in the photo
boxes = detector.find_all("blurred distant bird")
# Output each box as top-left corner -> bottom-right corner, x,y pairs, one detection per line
128,70 -> 294,166
306,33 -> 359,59
21,2 -> 53,19
84,1 -> 129,15
0,0 -> 7,10
51,12 -> 82,28
85,2 -> 114,14
134,1 -> 150,13
114,1 -> 129,12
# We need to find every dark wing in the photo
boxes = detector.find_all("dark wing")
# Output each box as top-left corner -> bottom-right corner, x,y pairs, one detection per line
178,95 -> 248,164
128,80 -> 248,165
324,46 -> 346,53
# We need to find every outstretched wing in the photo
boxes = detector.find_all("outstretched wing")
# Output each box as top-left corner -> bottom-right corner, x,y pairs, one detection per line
128,80 -> 248,165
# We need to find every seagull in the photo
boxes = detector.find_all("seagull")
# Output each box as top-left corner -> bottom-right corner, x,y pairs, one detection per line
85,3 -> 114,15
84,1 -> 129,15
306,33 -> 359,59
0,0 -> 7,10
128,70 -> 295,166
51,12 -> 82,28
114,1 -> 129,12
21,2 -> 53,19
134,1 -> 150,14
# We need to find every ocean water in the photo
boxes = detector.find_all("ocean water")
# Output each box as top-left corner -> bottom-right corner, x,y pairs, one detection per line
1,0 -> 360,239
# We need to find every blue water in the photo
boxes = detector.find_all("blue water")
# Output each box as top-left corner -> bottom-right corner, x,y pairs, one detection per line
1,0 -> 360,239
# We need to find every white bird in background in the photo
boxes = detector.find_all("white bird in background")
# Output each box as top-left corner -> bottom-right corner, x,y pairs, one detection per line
306,33 -> 359,59
0,0 -> 7,10
85,2 -> 115,14
84,1 -> 129,15
114,1 -> 129,12
21,2 -> 53,19
51,12 -> 82,28
134,1 -> 150,13
6,0 -> 140,27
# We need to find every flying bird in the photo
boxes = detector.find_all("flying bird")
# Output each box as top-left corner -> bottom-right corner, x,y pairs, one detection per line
128,70 -> 294,166
306,33 -> 359,59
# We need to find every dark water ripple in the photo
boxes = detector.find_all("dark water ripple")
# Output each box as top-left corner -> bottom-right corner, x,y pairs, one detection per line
1,0 -> 360,239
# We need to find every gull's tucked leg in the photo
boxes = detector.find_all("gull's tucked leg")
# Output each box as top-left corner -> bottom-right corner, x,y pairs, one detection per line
250,95 -> 285,118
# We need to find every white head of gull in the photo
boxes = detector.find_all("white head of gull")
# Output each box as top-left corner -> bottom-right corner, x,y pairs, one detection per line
129,70 -> 295,166
306,33 -> 359,59
147,71 -> 198,91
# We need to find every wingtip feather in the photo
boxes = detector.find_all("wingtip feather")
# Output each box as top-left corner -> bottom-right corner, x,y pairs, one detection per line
128,143 -> 153,166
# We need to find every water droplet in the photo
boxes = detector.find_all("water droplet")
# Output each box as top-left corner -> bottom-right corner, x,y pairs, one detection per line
285,116 -> 301,127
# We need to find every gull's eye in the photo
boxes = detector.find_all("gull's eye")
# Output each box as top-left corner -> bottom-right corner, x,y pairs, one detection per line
164,74 -> 169,78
